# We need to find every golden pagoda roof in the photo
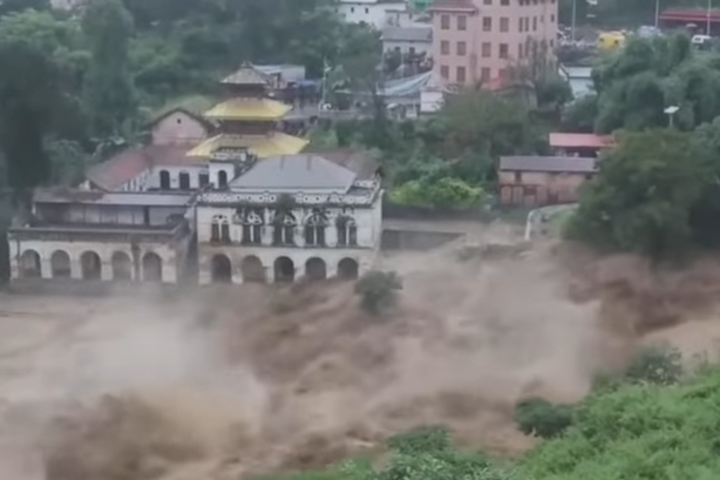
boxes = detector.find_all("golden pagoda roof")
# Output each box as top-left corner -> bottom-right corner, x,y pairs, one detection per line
186,132 -> 309,159
203,98 -> 292,121
221,62 -> 271,86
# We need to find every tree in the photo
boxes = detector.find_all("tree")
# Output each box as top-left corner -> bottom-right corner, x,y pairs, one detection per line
82,0 -> 137,140
0,40 -> 64,202
566,129 -> 712,259
354,271 -> 403,315
391,177 -> 485,209
514,398 -> 574,439
0,0 -> 49,17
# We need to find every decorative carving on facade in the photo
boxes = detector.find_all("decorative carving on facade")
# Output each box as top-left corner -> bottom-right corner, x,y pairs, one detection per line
198,184 -> 380,207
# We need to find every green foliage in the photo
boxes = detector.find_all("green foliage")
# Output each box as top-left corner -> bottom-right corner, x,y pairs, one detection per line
514,398 -> 574,439
354,270 -> 403,315
623,345 -> 684,386
391,178 -> 485,209
566,129 -> 717,259
387,426 -> 452,454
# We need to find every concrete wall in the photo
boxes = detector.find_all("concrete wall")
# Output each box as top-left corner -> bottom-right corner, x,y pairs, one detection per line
8,237 -> 187,283
499,170 -> 588,205
151,111 -> 209,146
381,229 -> 462,250
338,0 -> 406,28
36,204 -> 188,227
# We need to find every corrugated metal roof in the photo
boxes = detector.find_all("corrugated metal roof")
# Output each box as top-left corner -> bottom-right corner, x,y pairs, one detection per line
499,156 -> 597,173
428,0 -> 477,11
222,63 -> 272,86
381,26 -> 432,43
549,133 -> 613,149
33,188 -> 193,206
302,148 -> 379,179
229,154 -> 356,191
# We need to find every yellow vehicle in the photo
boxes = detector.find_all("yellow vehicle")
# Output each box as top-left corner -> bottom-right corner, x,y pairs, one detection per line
598,31 -> 625,51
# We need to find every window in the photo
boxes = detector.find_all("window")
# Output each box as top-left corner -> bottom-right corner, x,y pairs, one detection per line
514,171 -> 522,183
550,38 -> 555,48
484,0 -> 491,4
364,7 -> 368,13
179,172 -> 190,190
217,170 -> 227,188
501,0 -> 509,4
457,15 -> 467,30
304,211 -> 327,247
456,66 -> 466,83
518,17 -> 524,32
199,172 -> 209,187
481,67 -> 490,81
551,14 -> 555,22
211,215 -> 230,243
337,217 -> 357,246
482,42 -> 491,57
457,41 -> 467,55
441,14 -> 450,29
482,16 -> 492,31
440,65 -> 449,78
441,40 -> 450,55
500,17 -> 509,32
499,43 -> 509,58
498,68 -> 507,79
518,43 -> 524,58
532,16 -> 537,30
524,17 -> 529,30
241,209 -> 263,245
159,170 -> 170,190
272,212 -> 296,245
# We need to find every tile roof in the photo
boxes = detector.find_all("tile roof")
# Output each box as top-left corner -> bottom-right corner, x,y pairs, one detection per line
186,132 -> 309,158
229,154 -> 357,191
549,133 -> 613,149
203,98 -> 292,121
33,187 -> 193,206
302,147 -> 379,179
499,156 -> 597,173
148,106 -> 216,130
221,62 -> 272,86
381,26 -> 433,43
85,145 -> 194,191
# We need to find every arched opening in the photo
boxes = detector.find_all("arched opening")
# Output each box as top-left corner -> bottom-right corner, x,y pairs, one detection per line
80,251 -> 102,280
19,250 -> 41,278
159,170 -> 171,189
50,250 -> 71,278
199,172 -> 209,188
142,252 -> 163,282
337,258 -> 359,280
218,170 -> 228,188
305,257 -> 327,281
211,254 -> 232,283
179,171 -> 190,190
111,251 -> 132,281
240,255 -> 265,283
274,256 -> 295,283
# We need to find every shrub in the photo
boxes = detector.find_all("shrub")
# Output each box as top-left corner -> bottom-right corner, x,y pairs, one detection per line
623,344 -> 683,385
387,425 -> 451,454
514,397 -> 574,439
354,270 -> 403,315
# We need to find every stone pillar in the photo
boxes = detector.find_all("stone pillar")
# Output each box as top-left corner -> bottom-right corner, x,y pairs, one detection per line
70,259 -> 82,280
41,259 -> 53,279
326,224 -> 338,246
100,258 -> 113,281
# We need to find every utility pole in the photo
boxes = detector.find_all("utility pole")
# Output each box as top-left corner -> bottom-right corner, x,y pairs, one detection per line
707,0 -> 713,35
571,0 -> 577,42
655,0 -> 660,28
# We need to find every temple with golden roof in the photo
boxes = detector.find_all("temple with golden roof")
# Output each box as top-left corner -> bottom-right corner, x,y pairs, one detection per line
186,62 -> 308,159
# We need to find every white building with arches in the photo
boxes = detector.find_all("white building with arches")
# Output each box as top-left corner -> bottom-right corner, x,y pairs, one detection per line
196,151 -> 383,284
8,190 -> 194,283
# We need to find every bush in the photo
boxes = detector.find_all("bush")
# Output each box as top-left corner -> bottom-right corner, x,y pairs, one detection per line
390,177 -> 485,209
514,397 -> 574,439
387,425 -> 451,454
623,344 -> 683,385
354,270 -> 403,315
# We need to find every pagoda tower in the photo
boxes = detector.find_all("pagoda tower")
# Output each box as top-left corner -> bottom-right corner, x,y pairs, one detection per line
187,62 -> 308,160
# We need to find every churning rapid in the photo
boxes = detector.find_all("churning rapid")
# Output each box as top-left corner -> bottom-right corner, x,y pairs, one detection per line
2,238 -> 720,480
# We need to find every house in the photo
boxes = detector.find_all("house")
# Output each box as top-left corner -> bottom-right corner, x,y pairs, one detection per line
549,132 -> 613,157
194,152 -> 383,284
8,189 -> 194,283
498,155 -> 596,206
149,108 -> 214,147
430,0 -> 558,86
382,25 -> 433,56
338,0 -> 408,29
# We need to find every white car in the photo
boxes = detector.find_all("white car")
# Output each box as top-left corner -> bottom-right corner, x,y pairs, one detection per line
692,34 -> 712,45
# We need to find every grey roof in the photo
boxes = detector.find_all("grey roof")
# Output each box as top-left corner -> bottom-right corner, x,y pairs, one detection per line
33,188 -> 192,207
230,155 -> 357,191
499,156 -> 597,173
381,26 -> 433,43
222,62 -> 271,86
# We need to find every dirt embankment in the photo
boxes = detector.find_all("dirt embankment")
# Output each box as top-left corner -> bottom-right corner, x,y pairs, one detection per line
7,241 -> 720,480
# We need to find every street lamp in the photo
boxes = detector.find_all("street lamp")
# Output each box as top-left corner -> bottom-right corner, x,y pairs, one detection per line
707,0 -> 713,35
655,0 -> 660,29
664,105 -> 679,128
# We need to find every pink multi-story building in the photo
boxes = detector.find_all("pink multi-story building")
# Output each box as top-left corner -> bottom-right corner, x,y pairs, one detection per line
429,0 -> 558,86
